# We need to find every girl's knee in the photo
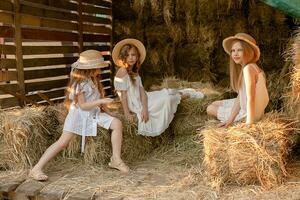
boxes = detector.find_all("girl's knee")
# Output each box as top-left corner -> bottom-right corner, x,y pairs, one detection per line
111,118 -> 123,130
57,139 -> 69,149
207,104 -> 218,116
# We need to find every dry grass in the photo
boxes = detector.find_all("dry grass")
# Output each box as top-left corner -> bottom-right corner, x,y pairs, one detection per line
203,113 -> 296,190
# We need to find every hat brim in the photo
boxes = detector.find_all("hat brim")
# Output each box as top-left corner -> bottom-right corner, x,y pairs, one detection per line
112,39 -> 146,68
72,62 -> 109,69
222,36 -> 260,62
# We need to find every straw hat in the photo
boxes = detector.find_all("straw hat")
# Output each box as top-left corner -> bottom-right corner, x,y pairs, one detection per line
222,33 -> 260,62
71,50 -> 108,69
112,38 -> 146,67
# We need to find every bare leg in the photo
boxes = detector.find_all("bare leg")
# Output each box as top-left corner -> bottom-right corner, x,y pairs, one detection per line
206,100 -> 223,118
109,118 -> 123,161
30,132 -> 75,179
108,118 -> 129,173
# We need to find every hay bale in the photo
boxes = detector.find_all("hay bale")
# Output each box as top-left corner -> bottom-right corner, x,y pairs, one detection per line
150,77 -> 227,136
203,113 -> 295,189
0,106 -> 59,170
285,28 -> 300,123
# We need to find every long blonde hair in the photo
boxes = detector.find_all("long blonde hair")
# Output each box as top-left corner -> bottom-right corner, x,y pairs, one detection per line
64,68 -> 104,109
118,44 -> 141,84
229,40 -> 256,92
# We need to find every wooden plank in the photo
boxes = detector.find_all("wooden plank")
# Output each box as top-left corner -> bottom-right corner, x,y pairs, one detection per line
15,179 -> 45,197
78,0 -> 83,53
83,45 -> 111,52
82,24 -> 111,34
0,96 -> 19,108
14,0 -> 26,106
0,12 -> 13,24
25,79 -> 68,92
101,79 -> 111,87
23,0 -> 78,12
22,46 -> 79,55
21,28 -> 78,41
23,57 -> 76,68
83,33 -> 110,42
82,0 -> 112,8
20,4 -> 78,21
24,68 -> 71,79
0,70 -> 17,81
0,83 -> 19,95
0,44 -> 15,54
0,0 -> 14,13
0,59 -> 16,69
82,15 -> 111,25
82,4 -> 111,15
0,176 -> 26,193
21,14 -> 78,31
99,72 -> 111,79
0,25 -> 14,38
27,89 -> 65,102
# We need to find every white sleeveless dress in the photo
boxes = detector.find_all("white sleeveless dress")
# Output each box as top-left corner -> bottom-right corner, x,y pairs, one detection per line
217,72 -> 269,123
114,74 -> 181,136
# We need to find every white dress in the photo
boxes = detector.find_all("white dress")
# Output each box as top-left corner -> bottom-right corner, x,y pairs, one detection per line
217,72 -> 269,123
63,79 -> 114,152
114,74 -> 181,136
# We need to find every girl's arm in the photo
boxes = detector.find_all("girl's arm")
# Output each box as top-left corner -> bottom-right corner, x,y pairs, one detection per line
139,86 -> 149,122
119,90 -> 133,117
77,92 -> 113,110
243,64 -> 256,124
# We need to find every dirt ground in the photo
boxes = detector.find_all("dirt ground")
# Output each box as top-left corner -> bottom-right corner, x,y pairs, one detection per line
1,135 -> 299,200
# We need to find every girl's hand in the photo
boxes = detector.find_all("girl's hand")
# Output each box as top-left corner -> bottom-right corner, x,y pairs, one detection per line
125,111 -> 134,123
141,108 -> 149,123
217,119 -> 233,128
100,98 -> 114,105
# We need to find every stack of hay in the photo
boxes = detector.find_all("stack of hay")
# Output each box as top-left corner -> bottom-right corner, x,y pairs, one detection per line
150,77 -> 230,136
284,27 -> 300,152
202,113 -> 296,189
0,106 -> 59,170
113,0 -> 292,87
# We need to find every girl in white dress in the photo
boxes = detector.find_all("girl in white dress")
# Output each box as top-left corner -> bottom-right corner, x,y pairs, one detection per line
207,33 -> 269,127
112,39 -> 183,136
29,50 -> 129,181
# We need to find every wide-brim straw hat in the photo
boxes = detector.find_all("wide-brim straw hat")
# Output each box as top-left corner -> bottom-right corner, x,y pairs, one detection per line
112,38 -> 146,68
223,33 -> 260,62
71,49 -> 108,69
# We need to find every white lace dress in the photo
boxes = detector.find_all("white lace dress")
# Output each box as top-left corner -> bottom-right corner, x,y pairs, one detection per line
114,74 -> 181,136
63,80 -> 114,152
217,72 -> 269,122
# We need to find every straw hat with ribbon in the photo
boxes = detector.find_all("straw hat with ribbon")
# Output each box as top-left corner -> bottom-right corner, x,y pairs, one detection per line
222,33 -> 261,62
112,38 -> 146,68
71,49 -> 108,69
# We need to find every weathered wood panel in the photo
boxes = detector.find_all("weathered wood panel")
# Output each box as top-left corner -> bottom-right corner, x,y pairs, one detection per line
23,57 -> 77,68
21,15 -> 78,31
82,0 -> 112,8
0,59 -> 16,69
0,0 -> 112,108
0,0 -> 14,13
24,68 -> 71,79
22,46 -> 79,55
0,70 -> 17,82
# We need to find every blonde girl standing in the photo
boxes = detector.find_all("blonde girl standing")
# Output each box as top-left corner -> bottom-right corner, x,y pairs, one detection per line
207,33 -> 269,127
29,50 -> 129,181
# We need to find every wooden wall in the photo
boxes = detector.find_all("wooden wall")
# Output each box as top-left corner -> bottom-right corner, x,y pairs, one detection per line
0,0 -> 112,108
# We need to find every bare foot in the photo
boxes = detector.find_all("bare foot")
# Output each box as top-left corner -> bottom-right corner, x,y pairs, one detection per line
108,157 -> 130,173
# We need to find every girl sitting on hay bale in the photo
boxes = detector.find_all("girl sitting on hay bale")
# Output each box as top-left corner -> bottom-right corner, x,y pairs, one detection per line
29,50 -> 129,181
112,39 -> 201,136
207,33 -> 269,127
